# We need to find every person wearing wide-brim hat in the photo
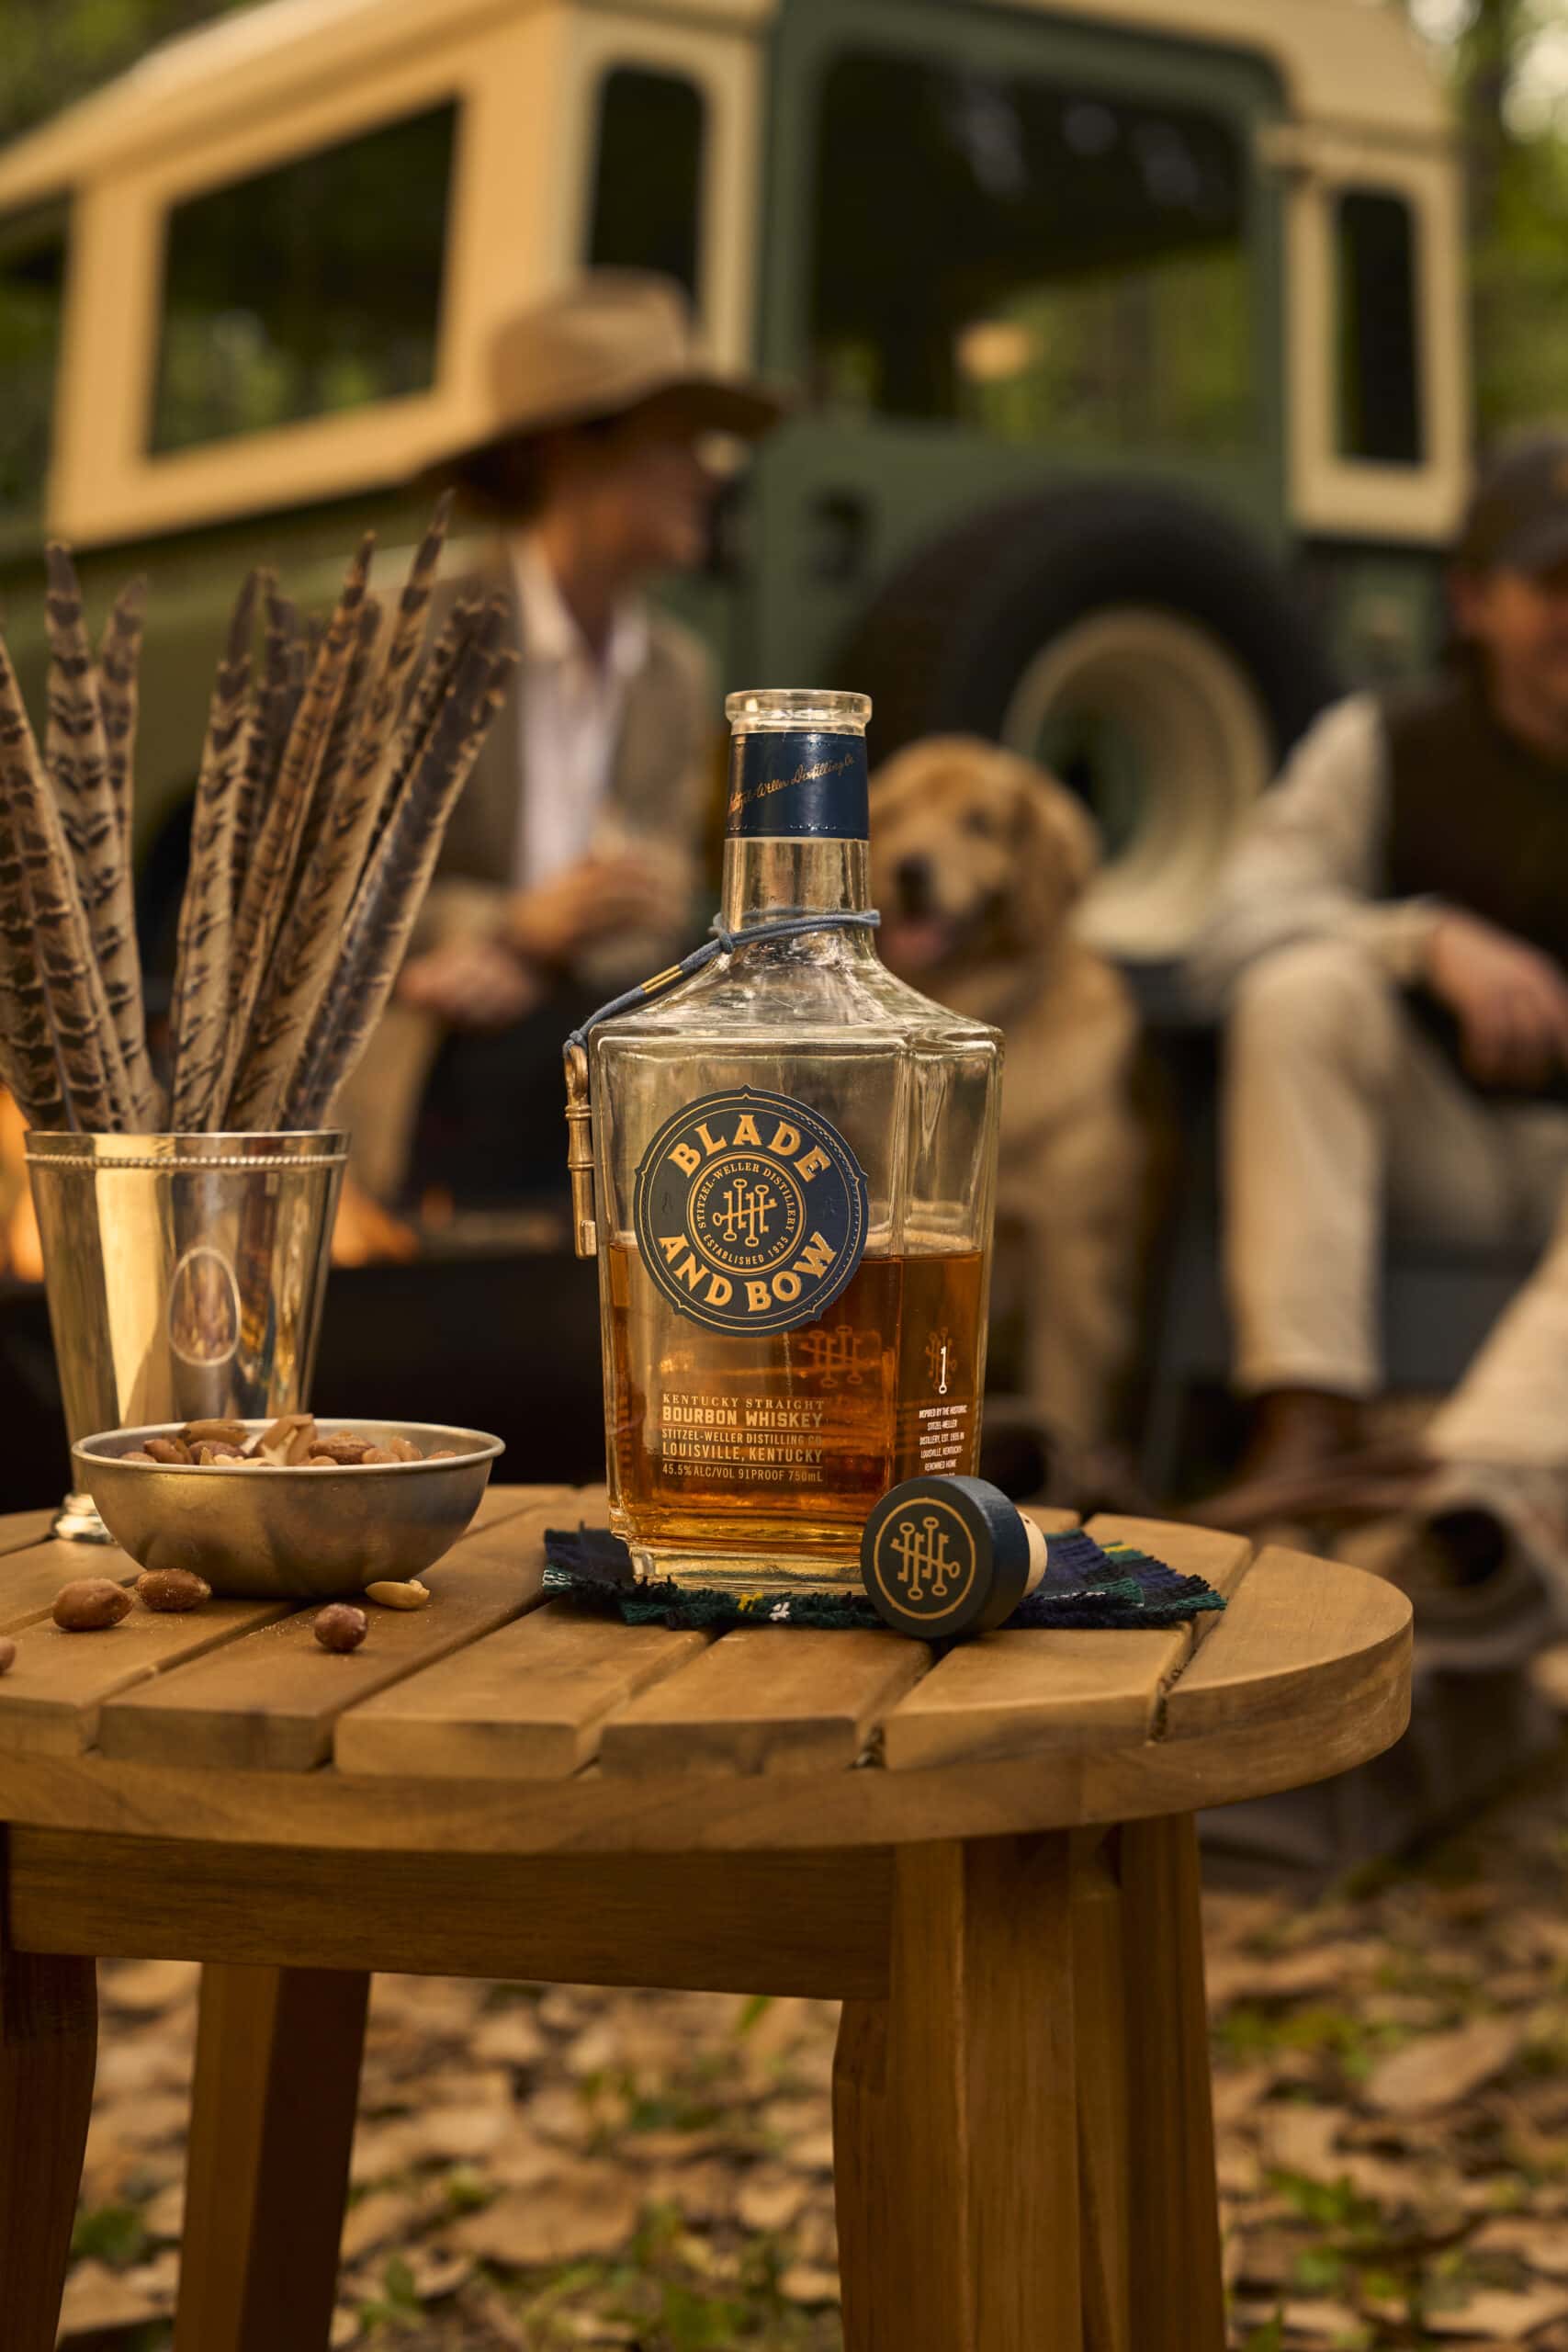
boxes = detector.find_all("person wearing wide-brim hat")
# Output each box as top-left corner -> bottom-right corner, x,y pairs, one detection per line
343,270 -> 785,1211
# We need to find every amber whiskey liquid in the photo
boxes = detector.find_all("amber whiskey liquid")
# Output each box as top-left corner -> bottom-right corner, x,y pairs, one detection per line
606,1238 -> 987,1576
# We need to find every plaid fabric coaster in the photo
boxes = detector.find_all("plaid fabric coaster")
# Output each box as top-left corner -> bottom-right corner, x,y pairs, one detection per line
542,1523 -> 1224,1633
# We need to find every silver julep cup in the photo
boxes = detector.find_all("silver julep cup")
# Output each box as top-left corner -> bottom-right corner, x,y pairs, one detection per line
24,1130 -> 347,1541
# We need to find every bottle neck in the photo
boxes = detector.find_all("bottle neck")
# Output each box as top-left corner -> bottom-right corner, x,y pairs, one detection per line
720,835 -> 874,948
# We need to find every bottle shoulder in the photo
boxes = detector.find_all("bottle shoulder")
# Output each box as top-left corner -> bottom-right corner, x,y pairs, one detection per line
592,943 -> 1002,1057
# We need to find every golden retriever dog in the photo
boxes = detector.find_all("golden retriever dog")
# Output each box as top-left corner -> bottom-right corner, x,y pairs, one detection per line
870,736 -> 1144,1489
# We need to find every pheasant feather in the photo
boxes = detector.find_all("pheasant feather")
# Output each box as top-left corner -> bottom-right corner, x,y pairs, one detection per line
0,638 -> 130,1131
228,598 -> 400,1130
349,492 -> 452,786
0,792 -> 69,1130
288,611 -> 515,1125
217,537 -> 374,1122
96,576 -> 146,860
168,574 -> 256,1130
45,547 -> 157,1125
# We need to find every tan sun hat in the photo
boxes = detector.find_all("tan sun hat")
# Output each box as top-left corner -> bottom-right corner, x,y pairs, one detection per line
453,270 -> 787,458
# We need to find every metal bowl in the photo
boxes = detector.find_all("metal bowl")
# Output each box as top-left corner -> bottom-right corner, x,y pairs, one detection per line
73,1419 -> 505,1600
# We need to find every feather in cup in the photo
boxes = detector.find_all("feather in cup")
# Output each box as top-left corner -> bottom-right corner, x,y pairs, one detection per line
287,606 -> 515,1126
0,792 -> 69,1130
44,547 -> 157,1126
0,639 -> 130,1133
96,576 -> 146,862
167,573 -> 256,1130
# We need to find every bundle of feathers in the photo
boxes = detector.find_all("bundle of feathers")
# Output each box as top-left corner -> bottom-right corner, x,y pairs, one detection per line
0,496 -> 513,1136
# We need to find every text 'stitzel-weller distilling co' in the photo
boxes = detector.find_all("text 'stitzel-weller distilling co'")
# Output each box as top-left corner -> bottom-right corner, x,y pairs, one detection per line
568,689 -> 1003,1593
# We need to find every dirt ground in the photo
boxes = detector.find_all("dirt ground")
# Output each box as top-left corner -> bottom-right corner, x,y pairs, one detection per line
61,1727 -> 1568,2352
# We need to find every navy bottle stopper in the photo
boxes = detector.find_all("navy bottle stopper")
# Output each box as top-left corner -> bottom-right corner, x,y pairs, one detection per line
860,1475 -> 1049,1638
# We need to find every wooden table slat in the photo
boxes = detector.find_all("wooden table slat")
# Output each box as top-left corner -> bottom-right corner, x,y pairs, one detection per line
91,1488 -> 576,1774
1162,1547 -> 1412,1739
597,1625 -> 931,1779
0,1533 -> 141,1636
0,1597 -> 292,1755
334,1600 -> 712,1780
0,1509 -> 62,1562
878,1523 -> 1252,1774
1086,1515 -> 1258,1645
880,1627 -> 1189,1772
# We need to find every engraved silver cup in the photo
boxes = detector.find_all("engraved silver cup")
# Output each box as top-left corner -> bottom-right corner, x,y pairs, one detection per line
24,1130 -> 347,1540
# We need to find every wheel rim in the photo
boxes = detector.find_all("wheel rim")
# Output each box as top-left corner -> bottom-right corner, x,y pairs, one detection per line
1001,605 -> 1272,957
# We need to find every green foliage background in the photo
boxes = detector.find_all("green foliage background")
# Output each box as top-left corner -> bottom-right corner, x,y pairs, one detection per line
0,0 -> 257,148
1422,0 -> 1568,440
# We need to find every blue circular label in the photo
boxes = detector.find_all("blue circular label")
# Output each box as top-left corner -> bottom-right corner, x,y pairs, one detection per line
632,1087 -> 869,1334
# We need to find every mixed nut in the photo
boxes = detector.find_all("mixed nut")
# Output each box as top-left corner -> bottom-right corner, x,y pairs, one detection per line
118,1414 -> 469,1469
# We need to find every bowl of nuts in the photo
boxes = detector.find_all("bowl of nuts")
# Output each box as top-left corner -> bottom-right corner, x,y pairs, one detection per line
73,1414 -> 505,1600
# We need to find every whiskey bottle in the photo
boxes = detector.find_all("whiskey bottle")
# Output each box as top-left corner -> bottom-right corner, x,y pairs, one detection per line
579,689 -> 1002,1592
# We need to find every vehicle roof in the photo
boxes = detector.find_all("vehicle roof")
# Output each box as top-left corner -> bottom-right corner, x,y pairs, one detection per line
0,0 -> 1450,211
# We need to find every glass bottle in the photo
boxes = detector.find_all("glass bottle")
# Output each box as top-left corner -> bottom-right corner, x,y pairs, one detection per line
581,689 -> 1002,1592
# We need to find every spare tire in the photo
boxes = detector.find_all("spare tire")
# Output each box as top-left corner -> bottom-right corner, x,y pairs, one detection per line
840,481 -> 1337,958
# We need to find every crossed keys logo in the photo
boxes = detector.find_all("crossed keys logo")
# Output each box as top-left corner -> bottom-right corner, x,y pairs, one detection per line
711,1179 -> 776,1249
924,1328 -> 952,1395
794,1325 -> 880,1387
889,1512 -> 958,1604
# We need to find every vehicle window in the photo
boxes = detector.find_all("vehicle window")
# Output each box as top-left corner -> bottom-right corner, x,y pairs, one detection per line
1334,189 -> 1423,467
811,54 -> 1253,454
588,66 -> 706,302
0,203 -> 67,524
151,102 -> 457,455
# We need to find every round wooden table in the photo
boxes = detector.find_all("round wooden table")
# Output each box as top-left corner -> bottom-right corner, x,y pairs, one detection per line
0,1487 -> 1411,2352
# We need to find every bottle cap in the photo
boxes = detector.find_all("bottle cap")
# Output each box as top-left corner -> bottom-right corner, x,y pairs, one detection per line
861,1476 -> 1049,1639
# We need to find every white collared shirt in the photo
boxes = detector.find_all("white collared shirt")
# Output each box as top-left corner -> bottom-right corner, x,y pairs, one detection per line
508,533 -> 649,889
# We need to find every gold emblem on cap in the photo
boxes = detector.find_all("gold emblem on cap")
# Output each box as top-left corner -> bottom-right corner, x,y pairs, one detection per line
871,1497 -> 978,1621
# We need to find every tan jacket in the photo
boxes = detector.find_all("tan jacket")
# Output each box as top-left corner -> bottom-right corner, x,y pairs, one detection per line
344,552 -> 718,1201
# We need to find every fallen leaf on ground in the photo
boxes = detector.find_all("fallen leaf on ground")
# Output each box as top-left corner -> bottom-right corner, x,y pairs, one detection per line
779,2264 -> 841,2304
445,2173 -> 639,2266
57,2257 -> 173,2338
1258,2103 -> 1346,2177
1425,2283 -> 1568,2336
1280,2296 -> 1365,2339
471,2008 -> 547,2069
100,1960 -> 199,2013
1468,2214 -> 1568,2277
141,2181 -> 186,2242
340,2187 -> 428,2263
738,2170 -> 809,2232
1365,2018 -> 1522,2116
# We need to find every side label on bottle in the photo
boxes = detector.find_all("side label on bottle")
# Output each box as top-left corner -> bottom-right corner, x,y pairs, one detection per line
632,1087 -> 869,1335
727,730 -> 869,839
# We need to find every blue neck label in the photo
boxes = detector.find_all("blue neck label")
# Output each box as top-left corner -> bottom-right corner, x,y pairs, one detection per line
727,730 -> 869,840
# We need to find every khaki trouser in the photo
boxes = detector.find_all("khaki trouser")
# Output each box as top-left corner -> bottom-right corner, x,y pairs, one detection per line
1224,936 -> 1568,1467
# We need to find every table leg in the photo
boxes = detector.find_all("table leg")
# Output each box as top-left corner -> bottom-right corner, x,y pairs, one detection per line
1120,1815 -> 1226,2352
1073,1830 -> 1131,2352
175,1962 -> 369,2352
833,1834 -> 1083,2352
0,1858 -> 96,2352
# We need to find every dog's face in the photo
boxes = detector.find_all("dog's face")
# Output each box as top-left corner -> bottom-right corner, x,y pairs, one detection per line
869,736 -> 1100,986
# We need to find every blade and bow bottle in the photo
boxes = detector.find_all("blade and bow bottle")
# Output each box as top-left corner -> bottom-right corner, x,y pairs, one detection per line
571,689 -> 1002,1592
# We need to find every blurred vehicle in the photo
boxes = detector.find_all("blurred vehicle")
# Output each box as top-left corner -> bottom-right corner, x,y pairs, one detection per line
0,0 -> 1463,961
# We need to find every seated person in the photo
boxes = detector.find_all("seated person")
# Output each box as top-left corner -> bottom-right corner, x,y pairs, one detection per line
344,270 -> 784,1213
1189,435 -> 1568,1643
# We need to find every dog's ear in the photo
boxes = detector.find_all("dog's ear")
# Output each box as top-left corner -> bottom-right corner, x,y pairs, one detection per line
1009,767 -> 1101,945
